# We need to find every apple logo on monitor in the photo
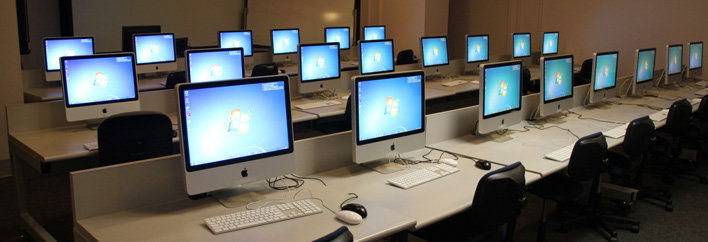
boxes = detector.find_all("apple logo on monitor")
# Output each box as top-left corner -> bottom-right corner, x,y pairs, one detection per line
241,168 -> 248,177
390,143 -> 395,151
102,108 -> 107,113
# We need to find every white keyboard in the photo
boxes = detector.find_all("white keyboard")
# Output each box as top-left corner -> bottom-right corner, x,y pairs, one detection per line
649,110 -> 669,122
442,80 -> 468,87
205,199 -> 322,234
691,98 -> 702,105
294,100 -> 342,110
544,144 -> 575,162
388,164 -> 459,189
695,88 -> 708,96
603,124 -> 629,139
83,141 -> 98,151
696,81 -> 708,87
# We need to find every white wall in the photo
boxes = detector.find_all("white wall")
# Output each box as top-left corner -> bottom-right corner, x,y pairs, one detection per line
1,0 -> 27,162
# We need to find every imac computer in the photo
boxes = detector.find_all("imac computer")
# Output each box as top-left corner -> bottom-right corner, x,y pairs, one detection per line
465,34 -> 489,72
177,75 -> 295,202
218,30 -> 253,56
122,25 -> 160,52
271,28 -> 300,64
688,41 -> 703,80
633,48 -> 656,95
186,48 -> 245,83
351,70 -> 425,171
43,36 -> 95,81
298,43 -> 341,94
512,33 -> 532,66
542,32 -> 559,55
363,26 -> 386,40
420,36 -> 450,77
589,51 -> 619,103
359,39 -> 395,75
60,53 -> 140,123
325,27 -> 350,50
666,44 -> 683,86
133,33 -> 177,75
539,55 -> 574,117
478,60 -> 523,135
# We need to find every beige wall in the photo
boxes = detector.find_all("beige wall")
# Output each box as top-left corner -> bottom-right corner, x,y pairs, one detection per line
19,0 -> 61,70
1,0 -> 27,160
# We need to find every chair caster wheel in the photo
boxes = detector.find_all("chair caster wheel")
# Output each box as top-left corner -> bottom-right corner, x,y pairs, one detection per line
663,191 -> 672,198
700,177 -> 708,184
609,236 -> 619,242
665,204 -> 674,212
631,225 -> 640,233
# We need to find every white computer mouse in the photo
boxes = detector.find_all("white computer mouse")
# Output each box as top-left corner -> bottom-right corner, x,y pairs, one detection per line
439,158 -> 458,167
335,210 -> 362,225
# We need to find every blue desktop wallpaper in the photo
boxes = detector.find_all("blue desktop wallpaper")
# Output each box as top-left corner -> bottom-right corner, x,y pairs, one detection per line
272,29 -> 300,54
593,53 -> 618,90
467,36 -> 489,63
543,33 -> 559,54
220,31 -> 253,56
188,49 -> 244,83
45,38 -> 94,71
360,40 -> 394,74
326,28 -> 350,49
421,37 -> 449,67
135,34 -> 175,64
182,81 -> 290,166
636,50 -> 655,83
668,46 -> 682,74
544,57 -> 573,101
513,34 -> 531,57
690,43 -> 702,69
483,64 -> 521,116
63,56 -> 137,106
357,75 -> 423,142
300,44 -> 340,82
364,26 -> 385,40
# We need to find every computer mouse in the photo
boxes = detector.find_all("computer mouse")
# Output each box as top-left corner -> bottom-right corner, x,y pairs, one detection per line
335,210 -> 362,225
475,160 -> 492,170
438,158 -> 458,167
341,203 -> 367,218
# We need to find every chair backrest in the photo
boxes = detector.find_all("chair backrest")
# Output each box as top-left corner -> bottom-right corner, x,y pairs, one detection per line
696,95 -> 708,122
622,116 -> 655,157
165,71 -> 186,89
98,111 -> 174,166
395,49 -> 417,65
468,162 -> 526,228
312,226 -> 353,242
251,63 -> 279,77
567,132 -> 607,181
579,59 -> 593,78
665,98 -> 693,137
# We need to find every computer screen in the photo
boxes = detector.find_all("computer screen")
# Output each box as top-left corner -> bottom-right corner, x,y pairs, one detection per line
539,55 -> 574,117
352,70 -> 425,164
325,27 -> 350,50
479,60 -> 523,134
667,45 -> 682,75
60,53 -> 140,122
178,75 -> 295,195
636,48 -> 656,83
466,35 -> 489,63
363,26 -> 385,40
122,25 -> 160,52
219,30 -> 253,56
512,33 -> 531,58
133,33 -> 177,74
186,48 -> 245,83
359,39 -> 394,75
43,36 -> 95,81
298,43 -> 341,94
421,36 -> 449,67
593,52 -> 619,91
542,32 -> 559,55
690,42 -> 702,70
271,29 -> 300,55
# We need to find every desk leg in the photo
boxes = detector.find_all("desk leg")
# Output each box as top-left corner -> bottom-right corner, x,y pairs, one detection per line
390,231 -> 408,242
12,153 -> 57,242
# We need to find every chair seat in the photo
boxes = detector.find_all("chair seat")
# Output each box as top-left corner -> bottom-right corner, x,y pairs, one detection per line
605,151 -> 632,178
529,173 -> 584,203
650,136 -> 671,156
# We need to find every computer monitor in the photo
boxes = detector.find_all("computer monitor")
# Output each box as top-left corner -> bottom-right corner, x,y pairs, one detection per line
133,33 -> 177,74
325,27 -> 350,50
665,44 -> 683,86
589,51 -> 619,103
271,28 -> 300,64
43,36 -> 95,81
359,39 -> 395,75
688,42 -> 703,79
421,36 -> 450,77
542,32 -> 559,55
298,43 -> 341,94
122,25 -> 161,52
465,34 -> 489,72
218,30 -> 253,56
351,70 -> 425,165
512,33 -> 532,66
177,75 -> 295,197
478,60 -> 523,134
363,26 -> 385,40
633,48 -> 656,95
539,55 -> 574,117
186,48 -> 245,83
60,53 -> 140,122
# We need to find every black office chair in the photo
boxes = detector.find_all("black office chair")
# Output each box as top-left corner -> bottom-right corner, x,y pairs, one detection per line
573,59 -> 592,86
176,37 -> 189,58
312,226 -> 353,242
251,63 -> 279,77
606,116 -> 673,211
314,96 -> 352,134
412,162 -> 526,242
522,68 -> 538,94
530,133 -> 639,242
165,71 -> 186,89
395,49 -> 418,65
97,111 -> 174,166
